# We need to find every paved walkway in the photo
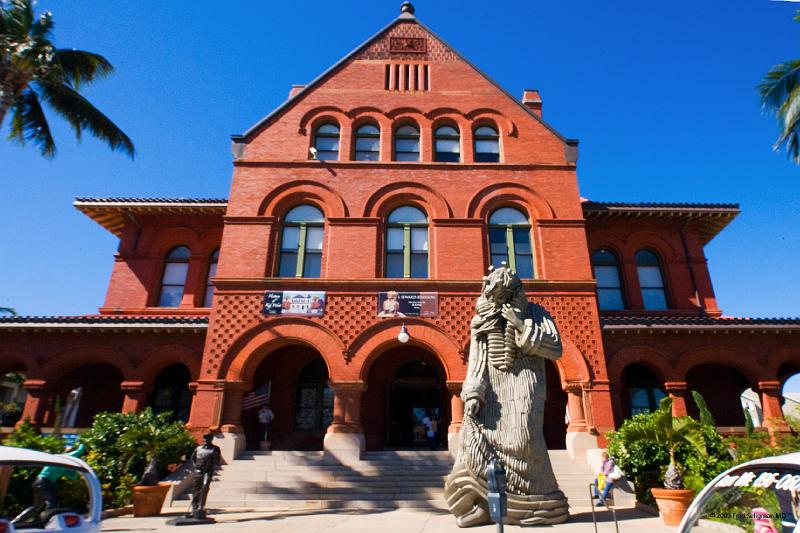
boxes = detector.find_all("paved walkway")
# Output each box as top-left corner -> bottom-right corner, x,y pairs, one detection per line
102,507 -> 675,532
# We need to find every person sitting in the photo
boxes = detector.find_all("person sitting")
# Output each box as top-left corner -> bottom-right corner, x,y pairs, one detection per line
594,451 -> 616,506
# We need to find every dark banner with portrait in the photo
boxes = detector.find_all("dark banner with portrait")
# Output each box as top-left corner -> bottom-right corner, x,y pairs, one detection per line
377,291 -> 437,317
263,291 -> 326,316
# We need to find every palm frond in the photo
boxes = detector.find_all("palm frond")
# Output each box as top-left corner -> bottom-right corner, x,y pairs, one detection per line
54,50 -> 114,89
38,81 -> 135,158
8,88 -> 55,157
760,60 -> 800,112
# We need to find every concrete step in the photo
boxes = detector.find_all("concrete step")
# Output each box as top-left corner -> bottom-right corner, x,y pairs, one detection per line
186,449 -> 600,510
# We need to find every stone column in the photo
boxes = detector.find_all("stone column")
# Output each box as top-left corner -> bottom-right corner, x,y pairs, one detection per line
186,379 -> 245,462
757,380 -> 790,439
564,382 -> 598,463
219,380 -> 246,434
665,381 -> 689,416
120,381 -> 149,414
446,381 -> 464,456
324,381 -> 366,465
18,379 -> 49,427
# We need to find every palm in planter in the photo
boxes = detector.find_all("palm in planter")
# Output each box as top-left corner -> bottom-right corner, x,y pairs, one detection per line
118,409 -> 195,516
624,397 -> 707,526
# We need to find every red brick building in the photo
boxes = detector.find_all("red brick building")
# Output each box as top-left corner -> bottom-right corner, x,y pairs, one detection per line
2,3 -> 799,463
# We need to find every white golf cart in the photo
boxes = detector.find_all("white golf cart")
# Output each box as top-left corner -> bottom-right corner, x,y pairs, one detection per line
0,446 -> 102,533
678,452 -> 800,532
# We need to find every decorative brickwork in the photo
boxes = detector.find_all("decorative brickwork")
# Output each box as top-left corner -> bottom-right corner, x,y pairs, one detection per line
356,22 -> 456,62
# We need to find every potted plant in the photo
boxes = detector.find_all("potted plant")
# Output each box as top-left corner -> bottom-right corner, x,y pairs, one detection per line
119,409 -> 195,517
624,397 -> 707,526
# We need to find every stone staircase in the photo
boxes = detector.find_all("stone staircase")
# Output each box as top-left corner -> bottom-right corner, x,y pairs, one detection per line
171,449 -> 597,511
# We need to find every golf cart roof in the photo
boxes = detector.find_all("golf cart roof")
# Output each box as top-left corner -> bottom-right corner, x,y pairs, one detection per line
0,445 -> 89,470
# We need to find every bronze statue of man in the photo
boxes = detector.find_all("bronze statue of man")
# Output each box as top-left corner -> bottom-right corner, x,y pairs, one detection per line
188,432 -> 221,520
445,264 -> 569,526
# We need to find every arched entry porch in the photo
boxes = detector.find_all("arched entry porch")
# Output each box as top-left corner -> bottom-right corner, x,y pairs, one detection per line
362,345 -> 448,451
241,344 -> 331,451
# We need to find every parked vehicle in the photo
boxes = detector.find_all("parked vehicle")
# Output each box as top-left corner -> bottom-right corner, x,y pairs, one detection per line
0,446 -> 102,532
678,452 -> 800,532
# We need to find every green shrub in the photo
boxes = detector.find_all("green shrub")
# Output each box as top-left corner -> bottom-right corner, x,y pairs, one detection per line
607,402 -> 730,505
79,408 -> 195,508
0,420 -> 88,517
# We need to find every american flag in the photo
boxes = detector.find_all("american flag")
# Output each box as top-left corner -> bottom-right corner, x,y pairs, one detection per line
242,382 -> 271,410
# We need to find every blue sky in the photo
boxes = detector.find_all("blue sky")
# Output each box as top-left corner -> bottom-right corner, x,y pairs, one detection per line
1,0 -> 799,322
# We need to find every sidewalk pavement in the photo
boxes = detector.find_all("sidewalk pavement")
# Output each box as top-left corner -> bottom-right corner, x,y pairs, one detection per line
102,507 -> 676,532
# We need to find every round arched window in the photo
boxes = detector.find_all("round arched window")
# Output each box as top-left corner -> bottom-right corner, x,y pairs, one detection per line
488,208 -> 534,278
279,205 -> 325,278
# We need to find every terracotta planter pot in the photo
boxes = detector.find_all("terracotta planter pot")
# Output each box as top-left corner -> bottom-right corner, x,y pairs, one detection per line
132,482 -> 170,517
651,487 -> 696,526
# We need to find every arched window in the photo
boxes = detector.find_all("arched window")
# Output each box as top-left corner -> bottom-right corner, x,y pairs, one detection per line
294,359 -> 333,432
636,249 -> 668,310
474,125 -> 500,162
591,249 -> 624,310
386,206 -> 428,278
150,364 -> 192,422
354,123 -> 380,161
278,205 -> 324,278
434,125 -> 460,162
158,246 -> 190,307
313,123 -> 340,161
623,364 -> 666,416
394,124 -> 420,162
203,248 -> 220,308
488,207 -> 534,278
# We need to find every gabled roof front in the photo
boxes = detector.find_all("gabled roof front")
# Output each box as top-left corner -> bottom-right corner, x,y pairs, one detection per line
232,2 -> 574,145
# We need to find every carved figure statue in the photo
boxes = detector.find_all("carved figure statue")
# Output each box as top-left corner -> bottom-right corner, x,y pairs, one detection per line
187,433 -> 221,520
444,264 -> 569,526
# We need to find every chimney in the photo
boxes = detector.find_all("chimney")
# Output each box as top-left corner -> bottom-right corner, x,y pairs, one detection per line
288,84 -> 305,99
522,89 -> 542,117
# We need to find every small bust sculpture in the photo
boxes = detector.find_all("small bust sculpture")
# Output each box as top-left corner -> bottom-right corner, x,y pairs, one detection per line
187,433 -> 221,520
444,264 -> 569,526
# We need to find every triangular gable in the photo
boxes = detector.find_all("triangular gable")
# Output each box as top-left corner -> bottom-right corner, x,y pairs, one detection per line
233,8 -> 570,144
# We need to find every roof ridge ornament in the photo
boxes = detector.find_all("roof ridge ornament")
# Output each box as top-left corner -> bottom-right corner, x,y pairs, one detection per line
400,1 -> 415,16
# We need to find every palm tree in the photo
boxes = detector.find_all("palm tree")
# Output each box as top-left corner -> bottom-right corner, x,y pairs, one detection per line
624,397 -> 707,489
760,12 -> 800,163
0,0 -> 134,157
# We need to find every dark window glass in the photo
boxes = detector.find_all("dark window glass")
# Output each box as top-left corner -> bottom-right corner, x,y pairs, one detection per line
355,124 -> 380,161
474,125 -> 500,162
592,249 -> 625,310
386,206 -> 428,278
279,206 -> 324,278
158,246 -> 190,307
314,123 -> 340,161
434,125 -> 460,162
636,249 -> 668,310
488,208 -> 534,278
395,125 -> 420,162
203,249 -> 220,308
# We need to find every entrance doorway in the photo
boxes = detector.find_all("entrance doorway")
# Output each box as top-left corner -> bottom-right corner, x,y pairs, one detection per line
362,346 -> 448,451
386,361 -> 441,448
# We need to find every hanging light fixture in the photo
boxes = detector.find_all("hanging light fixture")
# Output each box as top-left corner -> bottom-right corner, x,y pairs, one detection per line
398,323 -> 410,343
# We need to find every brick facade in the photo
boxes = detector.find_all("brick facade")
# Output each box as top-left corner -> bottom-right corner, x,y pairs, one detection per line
3,5 -> 800,457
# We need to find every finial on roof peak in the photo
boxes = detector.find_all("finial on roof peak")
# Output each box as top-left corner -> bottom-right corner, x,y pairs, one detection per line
400,2 -> 415,15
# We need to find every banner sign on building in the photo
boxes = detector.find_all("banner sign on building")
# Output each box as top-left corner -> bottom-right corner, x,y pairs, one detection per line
263,291 -> 326,316
377,291 -> 437,317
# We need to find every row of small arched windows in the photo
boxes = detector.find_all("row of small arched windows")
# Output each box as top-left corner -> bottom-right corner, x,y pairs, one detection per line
158,247 -> 219,308
278,204 -> 534,279
591,248 -> 668,311
313,122 -> 500,163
